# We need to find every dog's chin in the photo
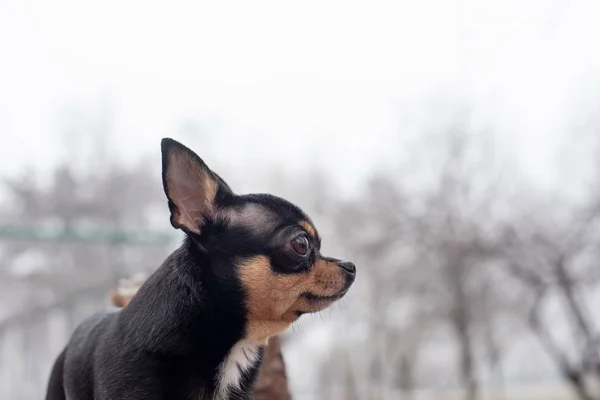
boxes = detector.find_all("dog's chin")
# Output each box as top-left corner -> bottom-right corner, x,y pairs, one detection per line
302,291 -> 348,302
294,290 -> 349,317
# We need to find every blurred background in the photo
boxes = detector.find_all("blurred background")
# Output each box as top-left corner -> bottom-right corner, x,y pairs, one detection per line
2,0 -> 600,399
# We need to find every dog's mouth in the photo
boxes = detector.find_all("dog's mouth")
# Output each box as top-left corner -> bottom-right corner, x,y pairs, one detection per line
293,290 -> 349,317
301,291 -> 347,303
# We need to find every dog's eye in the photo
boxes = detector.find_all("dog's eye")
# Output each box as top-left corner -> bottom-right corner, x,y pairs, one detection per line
291,235 -> 310,256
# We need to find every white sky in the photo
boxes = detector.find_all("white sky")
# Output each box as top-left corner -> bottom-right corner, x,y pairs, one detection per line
2,0 -> 600,192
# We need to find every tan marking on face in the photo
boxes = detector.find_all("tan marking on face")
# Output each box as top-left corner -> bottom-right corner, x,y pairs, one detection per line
299,220 -> 317,239
239,255 -> 348,343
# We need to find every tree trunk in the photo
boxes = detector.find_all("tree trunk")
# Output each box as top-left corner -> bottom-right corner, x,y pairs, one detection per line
554,261 -> 600,395
455,315 -> 478,400
529,291 -> 594,400
397,355 -> 415,400
447,257 -> 479,400
482,312 -> 504,400
564,367 -> 594,400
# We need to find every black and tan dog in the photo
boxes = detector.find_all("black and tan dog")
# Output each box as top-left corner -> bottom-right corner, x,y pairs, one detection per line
45,138 -> 356,400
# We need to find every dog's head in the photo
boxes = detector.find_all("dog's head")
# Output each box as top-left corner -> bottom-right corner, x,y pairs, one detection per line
161,138 -> 356,343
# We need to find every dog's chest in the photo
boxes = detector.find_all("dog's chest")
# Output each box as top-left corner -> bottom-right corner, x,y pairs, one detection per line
213,340 -> 261,399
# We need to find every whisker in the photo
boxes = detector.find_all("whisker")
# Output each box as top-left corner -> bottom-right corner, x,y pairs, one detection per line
291,322 -> 300,336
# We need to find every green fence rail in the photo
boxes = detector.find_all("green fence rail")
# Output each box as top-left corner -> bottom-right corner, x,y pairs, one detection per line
0,225 -> 175,246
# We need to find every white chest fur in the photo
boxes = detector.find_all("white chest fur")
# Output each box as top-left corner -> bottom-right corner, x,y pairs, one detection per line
214,340 -> 261,399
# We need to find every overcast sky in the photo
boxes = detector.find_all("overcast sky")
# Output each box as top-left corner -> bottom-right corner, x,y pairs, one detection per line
2,0 -> 600,193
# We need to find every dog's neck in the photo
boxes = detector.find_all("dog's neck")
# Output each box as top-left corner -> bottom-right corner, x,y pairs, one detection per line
119,240 -> 252,365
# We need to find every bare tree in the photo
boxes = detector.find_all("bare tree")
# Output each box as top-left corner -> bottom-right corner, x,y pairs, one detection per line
317,111 -> 520,400
498,106 -> 600,399
504,202 -> 600,400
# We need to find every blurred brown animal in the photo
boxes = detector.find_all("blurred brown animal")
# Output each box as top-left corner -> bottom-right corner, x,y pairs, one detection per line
108,273 -> 292,400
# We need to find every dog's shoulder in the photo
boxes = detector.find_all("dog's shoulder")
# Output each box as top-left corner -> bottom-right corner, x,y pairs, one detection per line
68,308 -> 120,353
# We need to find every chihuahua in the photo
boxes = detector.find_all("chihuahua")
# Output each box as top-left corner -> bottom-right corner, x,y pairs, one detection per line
45,138 -> 356,400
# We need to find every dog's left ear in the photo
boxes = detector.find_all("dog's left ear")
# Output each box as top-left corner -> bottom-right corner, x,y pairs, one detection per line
161,138 -> 231,234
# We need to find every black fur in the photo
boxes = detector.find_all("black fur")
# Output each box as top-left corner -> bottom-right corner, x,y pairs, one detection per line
45,138 -> 355,400
48,242 -> 262,400
45,348 -> 66,400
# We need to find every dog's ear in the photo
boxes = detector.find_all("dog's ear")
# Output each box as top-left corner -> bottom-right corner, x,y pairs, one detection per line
161,138 -> 231,234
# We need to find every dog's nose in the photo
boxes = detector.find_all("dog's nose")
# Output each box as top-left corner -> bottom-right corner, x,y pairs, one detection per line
339,261 -> 356,275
